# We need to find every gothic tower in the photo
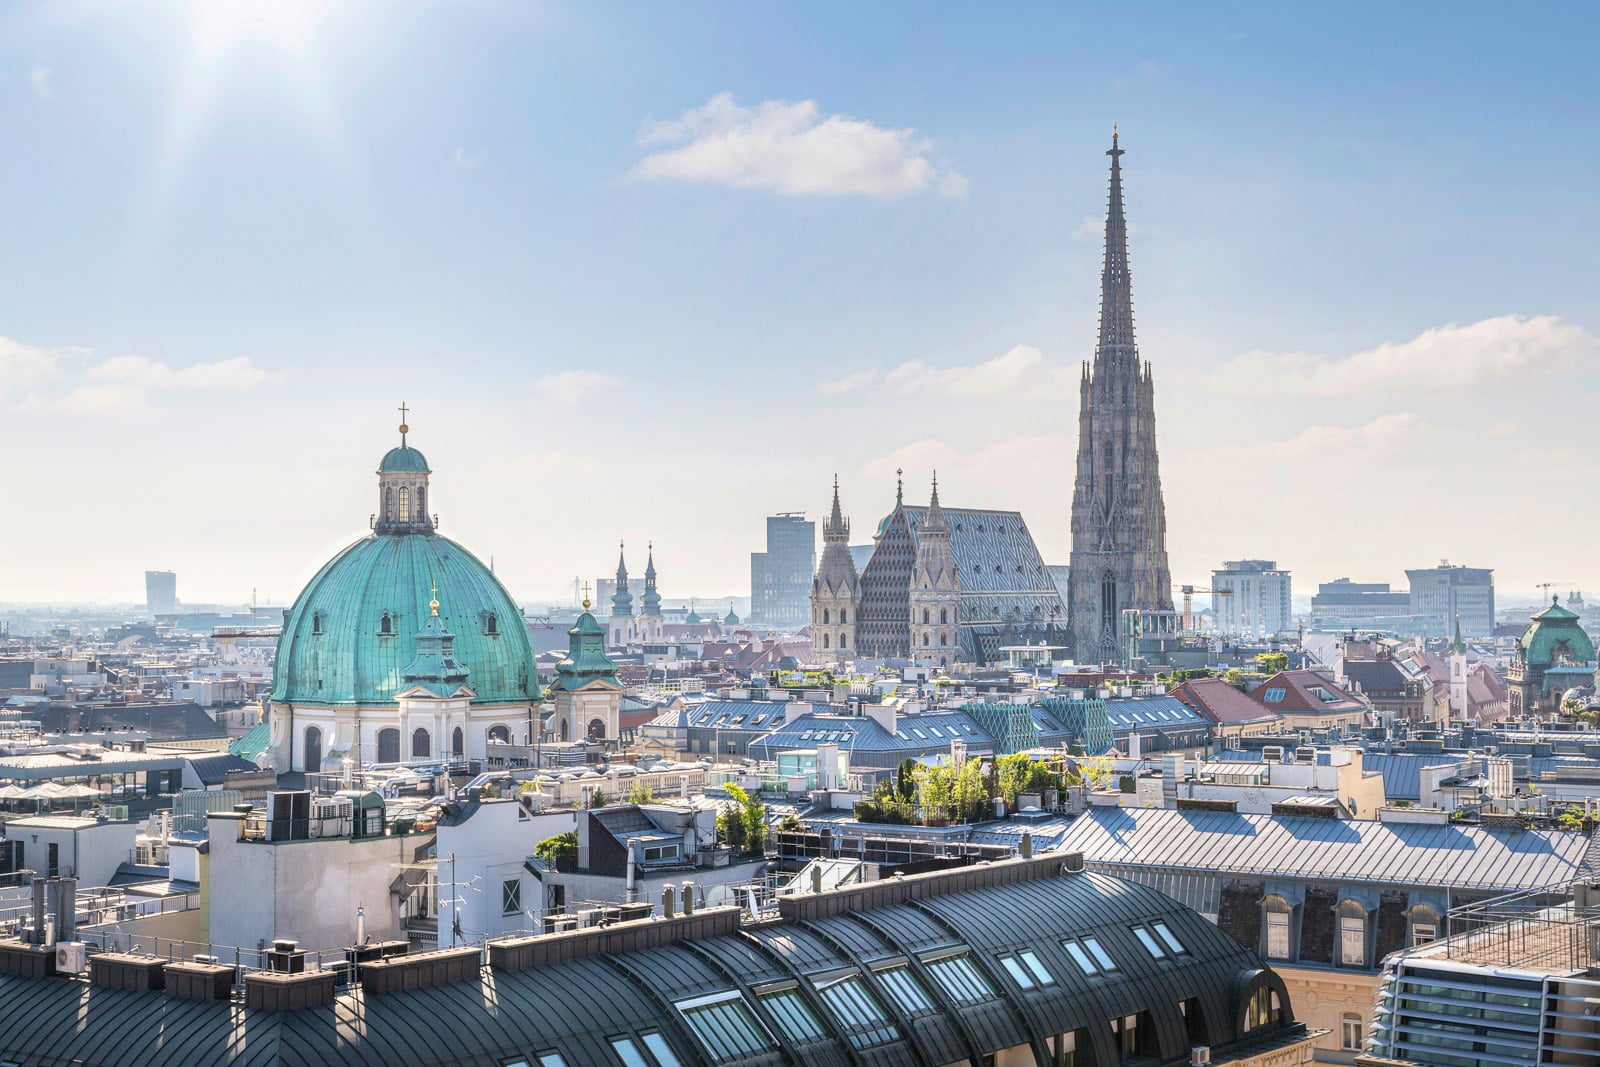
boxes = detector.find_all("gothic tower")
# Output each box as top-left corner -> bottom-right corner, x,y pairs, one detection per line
1068,130 -> 1173,662
908,475 -> 962,666
856,470 -> 916,659
641,543 -> 664,643
609,542 -> 633,646
811,477 -> 859,663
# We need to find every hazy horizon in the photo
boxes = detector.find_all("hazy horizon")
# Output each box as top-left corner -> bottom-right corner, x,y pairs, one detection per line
2,3 -> 1596,608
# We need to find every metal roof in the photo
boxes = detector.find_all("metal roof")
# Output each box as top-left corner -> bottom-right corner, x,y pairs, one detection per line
1052,807 -> 1590,892
0,864 -> 1308,1067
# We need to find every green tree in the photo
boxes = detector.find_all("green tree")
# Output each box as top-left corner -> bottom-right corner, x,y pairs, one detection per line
719,784 -> 766,854
915,762 -> 957,823
534,831 -> 577,871
588,788 -> 608,809
626,780 -> 655,805
1256,652 -> 1289,675
955,758 -> 988,821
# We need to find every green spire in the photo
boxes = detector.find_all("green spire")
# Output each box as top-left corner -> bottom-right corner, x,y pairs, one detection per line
642,542 -> 662,617
552,594 -> 621,693
1450,617 -> 1467,655
611,542 -> 633,617
401,582 -> 471,696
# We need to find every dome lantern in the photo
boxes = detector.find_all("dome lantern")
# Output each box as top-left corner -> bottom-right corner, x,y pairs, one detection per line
376,402 -> 434,535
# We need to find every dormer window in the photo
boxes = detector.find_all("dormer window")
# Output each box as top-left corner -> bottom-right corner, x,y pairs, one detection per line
485,612 -> 499,636
379,612 -> 393,636
312,612 -> 323,635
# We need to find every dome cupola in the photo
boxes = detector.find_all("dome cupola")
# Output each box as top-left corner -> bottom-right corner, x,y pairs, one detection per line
375,403 -> 434,535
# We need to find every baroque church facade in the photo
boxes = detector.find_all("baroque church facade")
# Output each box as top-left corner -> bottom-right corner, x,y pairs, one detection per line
606,542 -> 666,648
811,475 -> 1067,667
1067,130 -> 1174,661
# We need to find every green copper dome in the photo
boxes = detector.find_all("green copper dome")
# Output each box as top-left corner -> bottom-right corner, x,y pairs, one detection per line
271,534 -> 534,707
380,446 -> 431,473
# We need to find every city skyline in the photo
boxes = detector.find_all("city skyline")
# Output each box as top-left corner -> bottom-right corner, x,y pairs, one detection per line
2,2 -> 1597,605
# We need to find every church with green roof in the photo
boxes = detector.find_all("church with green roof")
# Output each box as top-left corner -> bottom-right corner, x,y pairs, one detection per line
267,411 -> 540,772
1507,596 -> 1596,716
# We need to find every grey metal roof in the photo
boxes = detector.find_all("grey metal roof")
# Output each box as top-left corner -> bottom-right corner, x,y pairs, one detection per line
1052,807 -> 1591,892
0,864 -> 1308,1067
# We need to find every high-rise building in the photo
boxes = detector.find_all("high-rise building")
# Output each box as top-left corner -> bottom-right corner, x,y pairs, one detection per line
750,514 -> 815,629
1309,579 -> 1413,631
145,570 -> 177,615
1068,131 -> 1173,661
1211,560 -> 1292,637
1406,563 -> 1494,638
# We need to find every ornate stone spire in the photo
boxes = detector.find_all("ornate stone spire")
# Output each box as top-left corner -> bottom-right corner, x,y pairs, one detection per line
824,475 -> 850,543
896,467 -> 904,507
922,472 -> 949,534
642,542 -> 662,617
1096,125 -> 1137,373
611,542 -> 633,617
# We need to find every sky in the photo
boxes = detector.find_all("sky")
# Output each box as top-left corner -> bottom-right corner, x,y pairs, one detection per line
2,1 -> 1598,611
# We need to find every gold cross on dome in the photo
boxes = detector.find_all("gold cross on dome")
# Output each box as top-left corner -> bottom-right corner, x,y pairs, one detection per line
429,580 -> 440,616
398,401 -> 410,445
582,581 -> 592,611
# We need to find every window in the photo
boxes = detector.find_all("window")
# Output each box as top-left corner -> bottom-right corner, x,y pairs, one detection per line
814,974 -> 898,1050
412,727 -> 431,759
502,878 -> 522,916
1341,1012 -> 1364,1051
312,611 -> 323,635
398,486 -> 411,522
840,634 -> 848,648
642,843 -> 679,862
939,608 -> 948,624
839,609 -> 847,624
1152,922 -> 1187,955
1001,951 -> 1054,989
922,609 -> 930,624
1410,922 -> 1437,946
1048,1028 -> 1087,1067
1338,901 -> 1366,968
823,609 -> 830,624
539,1057 -> 568,1067
380,611 -> 393,635
759,987 -> 826,1043
376,727 -> 400,764
676,992 -> 774,1061
823,634 -> 830,649
925,953 -> 996,1005
485,612 -> 498,635
1133,926 -> 1167,959
1063,936 -> 1117,975
488,724 -> 511,744
1263,687 -> 1286,702
875,965 -> 934,1014
1265,905 -> 1291,960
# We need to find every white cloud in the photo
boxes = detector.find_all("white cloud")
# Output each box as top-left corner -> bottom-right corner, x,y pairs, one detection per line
1212,315 -> 1600,397
1072,216 -> 1103,240
1202,412 -> 1424,464
633,92 -> 964,198
453,147 -> 486,169
819,344 -> 1065,398
863,438 -> 960,481
0,337 -> 59,396
89,355 -> 277,392
536,370 -> 623,406
29,62 -> 51,100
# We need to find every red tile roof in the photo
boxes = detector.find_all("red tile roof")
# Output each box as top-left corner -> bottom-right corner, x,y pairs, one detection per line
1169,677 -> 1282,726
1248,669 -> 1368,717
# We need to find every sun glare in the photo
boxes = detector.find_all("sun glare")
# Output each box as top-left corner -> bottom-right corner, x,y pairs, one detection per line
189,0 -> 331,55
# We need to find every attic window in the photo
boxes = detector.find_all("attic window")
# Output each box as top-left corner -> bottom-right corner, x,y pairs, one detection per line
977,524 -> 985,533
955,523 -> 963,532
312,612 -> 323,635
379,612 -> 393,636
998,527 -> 1006,535
1263,687 -> 1286,702
485,612 -> 499,636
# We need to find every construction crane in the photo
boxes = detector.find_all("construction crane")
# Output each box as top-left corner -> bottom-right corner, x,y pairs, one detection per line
1178,585 -> 1234,634
1536,581 -> 1575,602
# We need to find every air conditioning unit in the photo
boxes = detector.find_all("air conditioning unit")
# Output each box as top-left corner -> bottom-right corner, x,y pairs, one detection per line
192,953 -> 219,965
56,942 -> 87,974
1190,1046 -> 1211,1067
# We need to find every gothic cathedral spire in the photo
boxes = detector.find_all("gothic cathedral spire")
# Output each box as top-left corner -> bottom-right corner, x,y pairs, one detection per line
1068,130 -> 1173,664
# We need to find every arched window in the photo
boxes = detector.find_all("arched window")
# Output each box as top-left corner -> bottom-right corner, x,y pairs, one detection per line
485,612 -> 498,635
822,609 -> 830,624
487,724 -> 510,744
940,631 -> 947,646
939,607 -> 948,624
822,633 -> 830,649
1409,904 -> 1439,946
587,719 -> 606,740
412,727 -> 431,759
304,726 -> 322,773
1262,894 -> 1292,959
451,727 -> 463,758
1101,571 -> 1118,634
840,633 -> 847,648
376,728 -> 400,764
385,487 -> 393,519
922,609 -> 930,625
398,486 -> 411,522
379,612 -> 393,635
1341,1013 -> 1364,1052
839,608 -> 847,624
1338,900 -> 1367,968
560,719 -> 570,742
923,633 -> 931,647
312,612 -> 323,635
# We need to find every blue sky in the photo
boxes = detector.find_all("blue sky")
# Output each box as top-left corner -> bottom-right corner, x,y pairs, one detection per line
2,1 -> 1597,609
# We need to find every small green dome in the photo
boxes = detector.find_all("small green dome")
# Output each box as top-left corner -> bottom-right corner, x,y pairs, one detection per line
380,446 -> 430,473
271,534 -> 534,707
